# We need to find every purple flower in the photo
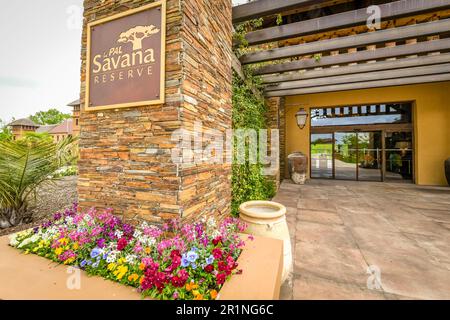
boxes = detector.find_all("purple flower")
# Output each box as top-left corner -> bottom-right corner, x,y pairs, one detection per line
205,255 -> 214,265
186,250 -> 199,263
90,247 -> 102,259
181,254 -> 190,268
97,238 -> 106,248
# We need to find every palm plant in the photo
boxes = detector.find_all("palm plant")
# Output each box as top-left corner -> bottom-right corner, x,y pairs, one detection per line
0,135 -> 77,228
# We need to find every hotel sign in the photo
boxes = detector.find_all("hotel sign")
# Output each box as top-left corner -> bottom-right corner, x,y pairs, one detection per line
85,2 -> 166,111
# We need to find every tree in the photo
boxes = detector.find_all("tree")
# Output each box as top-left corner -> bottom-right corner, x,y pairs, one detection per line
0,119 -> 12,141
29,108 -> 71,125
117,25 -> 160,51
0,135 -> 77,228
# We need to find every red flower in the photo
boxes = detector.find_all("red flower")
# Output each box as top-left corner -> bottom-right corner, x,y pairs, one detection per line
218,261 -> 227,272
117,237 -> 128,251
212,236 -> 222,246
212,248 -> 223,259
204,264 -> 214,273
216,273 -> 226,285
170,249 -> 181,259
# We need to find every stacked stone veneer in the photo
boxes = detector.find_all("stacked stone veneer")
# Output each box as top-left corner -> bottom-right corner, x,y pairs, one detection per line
78,0 -> 232,223
266,97 -> 286,186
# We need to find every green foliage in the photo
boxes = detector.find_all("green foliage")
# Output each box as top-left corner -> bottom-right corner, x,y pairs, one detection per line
0,119 -> 12,142
53,165 -> 78,178
233,18 -> 264,53
276,14 -> 283,26
0,135 -> 78,228
29,108 -> 71,125
231,71 -> 276,216
23,131 -> 53,143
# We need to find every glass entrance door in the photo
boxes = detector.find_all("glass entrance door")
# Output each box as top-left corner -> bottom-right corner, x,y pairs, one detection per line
315,131 -> 382,181
385,132 -> 413,182
357,132 -> 382,181
311,133 -> 333,179
334,132 -> 357,180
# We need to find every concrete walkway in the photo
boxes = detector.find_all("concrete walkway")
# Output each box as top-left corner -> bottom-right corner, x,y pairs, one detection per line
276,179 -> 450,300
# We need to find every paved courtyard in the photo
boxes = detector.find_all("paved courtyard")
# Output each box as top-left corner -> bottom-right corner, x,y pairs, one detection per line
275,179 -> 450,300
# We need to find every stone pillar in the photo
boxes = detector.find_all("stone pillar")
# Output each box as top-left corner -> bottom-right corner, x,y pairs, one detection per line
78,0 -> 232,223
266,97 -> 286,187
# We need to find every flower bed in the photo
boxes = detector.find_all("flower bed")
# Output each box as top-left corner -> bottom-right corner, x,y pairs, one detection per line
9,204 -> 248,300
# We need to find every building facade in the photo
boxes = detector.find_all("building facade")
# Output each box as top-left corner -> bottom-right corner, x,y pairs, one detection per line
235,0 -> 450,187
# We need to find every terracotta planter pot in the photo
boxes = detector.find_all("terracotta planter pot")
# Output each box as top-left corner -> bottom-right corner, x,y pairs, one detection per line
288,152 -> 308,184
445,158 -> 450,186
239,201 -> 292,284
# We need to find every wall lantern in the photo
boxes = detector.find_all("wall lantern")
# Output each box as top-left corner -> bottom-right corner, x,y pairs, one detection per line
295,108 -> 308,129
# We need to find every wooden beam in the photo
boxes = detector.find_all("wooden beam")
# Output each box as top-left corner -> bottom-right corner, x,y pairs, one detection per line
264,64 -> 450,91
232,0 -> 327,24
231,53 -> 264,101
232,53 -> 245,81
241,19 -> 450,64
254,38 -> 450,75
265,74 -> 450,96
261,53 -> 450,83
242,0 -> 450,45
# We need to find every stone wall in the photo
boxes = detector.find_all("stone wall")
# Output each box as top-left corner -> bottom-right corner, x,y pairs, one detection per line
266,97 -> 286,186
78,0 -> 232,223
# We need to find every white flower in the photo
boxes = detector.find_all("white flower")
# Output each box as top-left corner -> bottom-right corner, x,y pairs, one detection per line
17,234 -> 40,249
139,221 -> 149,229
211,230 -> 221,238
133,230 -> 142,238
8,234 -> 19,247
114,230 -> 123,238
65,217 -> 74,225
125,254 -> 138,264
106,255 -> 116,263
207,217 -> 217,228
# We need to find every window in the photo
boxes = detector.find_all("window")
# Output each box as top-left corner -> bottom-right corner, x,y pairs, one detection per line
311,103 -> 412,127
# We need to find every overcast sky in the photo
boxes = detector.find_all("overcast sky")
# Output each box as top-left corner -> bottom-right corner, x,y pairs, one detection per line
0,0 -> 250,123
0,0 -> 81,122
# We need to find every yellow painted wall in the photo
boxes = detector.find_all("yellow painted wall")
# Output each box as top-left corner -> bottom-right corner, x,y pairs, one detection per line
285,81 -> 450,186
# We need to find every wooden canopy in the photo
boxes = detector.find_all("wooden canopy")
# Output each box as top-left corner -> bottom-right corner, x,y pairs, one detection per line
232,0 -> 450,97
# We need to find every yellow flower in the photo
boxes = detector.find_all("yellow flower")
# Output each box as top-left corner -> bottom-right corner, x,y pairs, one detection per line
55,247 -> 63,255
186,281 -> 198,292
114,265 -> 128,280
107,263 -> 117,271
193,293 -> 204,300
210,290 -> 218,300
72,242 -> 79,250
145,247 -> 151,254
128,274 -> 139,282
140,276 -> 145,284
59,238 -> 69,246
118,258 -> 127,264
64,257 -> 75,265
139,262 -> 146,271
24,249 -> 30,255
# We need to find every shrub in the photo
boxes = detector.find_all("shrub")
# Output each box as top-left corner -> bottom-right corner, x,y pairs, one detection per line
0,135 -> 77,228
231,71 -> 276,216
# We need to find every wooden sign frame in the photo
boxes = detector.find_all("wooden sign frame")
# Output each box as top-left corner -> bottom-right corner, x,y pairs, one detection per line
84,1 -> 166,111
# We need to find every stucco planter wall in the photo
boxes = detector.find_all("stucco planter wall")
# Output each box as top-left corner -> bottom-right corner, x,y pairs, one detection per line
0,234 -> 282,300
445,158 -> 450,186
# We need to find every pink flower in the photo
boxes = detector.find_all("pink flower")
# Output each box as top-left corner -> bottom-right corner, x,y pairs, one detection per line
212,248 -> 223,259
117,237 -> 128,251
133,244 -> 143,253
